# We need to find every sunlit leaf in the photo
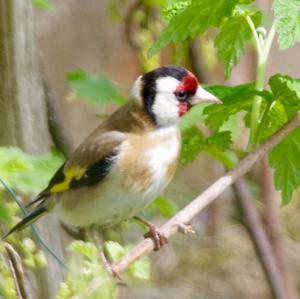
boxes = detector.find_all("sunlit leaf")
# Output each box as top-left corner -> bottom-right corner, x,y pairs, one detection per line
269,127 -> 300,203
273,0 -> 300,49
215,10 -> 262,78
148,0 -> 238,56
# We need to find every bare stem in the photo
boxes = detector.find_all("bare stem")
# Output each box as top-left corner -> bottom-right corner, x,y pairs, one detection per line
247,21 -> 276,150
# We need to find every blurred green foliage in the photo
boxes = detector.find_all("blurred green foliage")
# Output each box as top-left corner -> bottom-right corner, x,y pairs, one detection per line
32,0 -> 53,10
68,70 -> 125,105
57,241 -> 117,299
0,147 -> 63,194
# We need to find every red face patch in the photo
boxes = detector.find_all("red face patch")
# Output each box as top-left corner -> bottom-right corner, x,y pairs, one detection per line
178,102 -> 191,117
176,71 -> 198,94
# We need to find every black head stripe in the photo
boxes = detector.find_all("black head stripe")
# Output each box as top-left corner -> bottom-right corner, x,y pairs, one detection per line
141,65 -> 188,123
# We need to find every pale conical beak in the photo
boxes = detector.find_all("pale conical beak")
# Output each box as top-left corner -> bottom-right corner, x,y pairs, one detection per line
190,85 -> 222,105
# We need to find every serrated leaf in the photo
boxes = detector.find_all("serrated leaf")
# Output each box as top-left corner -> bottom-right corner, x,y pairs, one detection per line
269,74 -> 300,108
162,1 -> 191,21
68,70 -> 124,105
203,84 -> 258,131
148,0 -> 238,56
273,0 -> 300,49
215,11 -> 262,78
181,127 -> 232,166
257,101 -> 288,143
181,126 -> 205,165
258,101 -> 288,143
269,127 -> 300,203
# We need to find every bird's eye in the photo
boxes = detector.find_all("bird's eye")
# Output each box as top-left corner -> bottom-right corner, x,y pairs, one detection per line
176,90 -> 187,100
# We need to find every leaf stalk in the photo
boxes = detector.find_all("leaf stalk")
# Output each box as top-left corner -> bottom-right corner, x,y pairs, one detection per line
247,21 -> 276,150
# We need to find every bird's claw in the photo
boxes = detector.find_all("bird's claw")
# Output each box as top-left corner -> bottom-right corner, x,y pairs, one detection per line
144,224 -> 168,251
178,223 -> 195,234
100,251 -> 122,280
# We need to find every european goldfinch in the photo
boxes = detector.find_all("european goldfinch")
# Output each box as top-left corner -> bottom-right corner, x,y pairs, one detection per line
4,65 -> 220,249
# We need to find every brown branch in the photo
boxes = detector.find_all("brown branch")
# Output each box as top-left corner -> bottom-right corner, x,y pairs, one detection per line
4,243 -> 28,299
111,113 -> 300,274
261,158 -> 297,299
233,179 -> 286,299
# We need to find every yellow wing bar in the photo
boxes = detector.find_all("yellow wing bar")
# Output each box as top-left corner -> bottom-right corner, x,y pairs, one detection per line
50,167 -> 86,193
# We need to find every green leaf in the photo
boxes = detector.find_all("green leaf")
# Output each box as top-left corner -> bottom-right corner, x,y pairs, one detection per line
203,84 -> 259,131
181,127 -> 233,166
67,70 -> 124,105
181,126 -> 205,165
215,11 -> 262,78
162,1 -> 191,21
269,127 -> 300,203
148,0 -> 238,56
273,0 -> 300,49
32,0 -> 53,9
179,104 -> 206,130
206,131 -> 232,151
257,101 -> 288,143
269,74 -> 300,108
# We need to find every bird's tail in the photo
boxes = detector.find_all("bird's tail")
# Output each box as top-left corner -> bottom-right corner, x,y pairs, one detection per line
2,204 -> 48,240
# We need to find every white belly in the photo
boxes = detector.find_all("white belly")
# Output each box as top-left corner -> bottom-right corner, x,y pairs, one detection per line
56,126 -> 180,227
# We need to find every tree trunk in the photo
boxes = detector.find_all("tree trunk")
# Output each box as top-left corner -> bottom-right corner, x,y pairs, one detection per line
0,1 -> 65,298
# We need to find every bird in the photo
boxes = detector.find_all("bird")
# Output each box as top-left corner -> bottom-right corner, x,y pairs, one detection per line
3,65 -> 221,250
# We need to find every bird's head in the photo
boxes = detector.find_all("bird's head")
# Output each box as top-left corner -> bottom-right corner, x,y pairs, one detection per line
131,65 -> 221,127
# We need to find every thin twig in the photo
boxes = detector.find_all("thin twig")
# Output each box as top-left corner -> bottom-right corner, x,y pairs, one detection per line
233,179 -> 286,299
111,113 -> 300,274
4,243 -> 28,299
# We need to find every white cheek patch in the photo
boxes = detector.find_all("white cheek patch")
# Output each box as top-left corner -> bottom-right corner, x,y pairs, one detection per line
152,94 -> 179,126
153,76 -> 181,126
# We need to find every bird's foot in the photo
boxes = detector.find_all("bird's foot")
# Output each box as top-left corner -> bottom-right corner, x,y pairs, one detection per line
100,251 -> 122,280
134,216 -> 168,251
144,223 -> 168,251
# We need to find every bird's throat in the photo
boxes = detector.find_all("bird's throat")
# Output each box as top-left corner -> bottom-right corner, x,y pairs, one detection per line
178,102 -> 191,117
